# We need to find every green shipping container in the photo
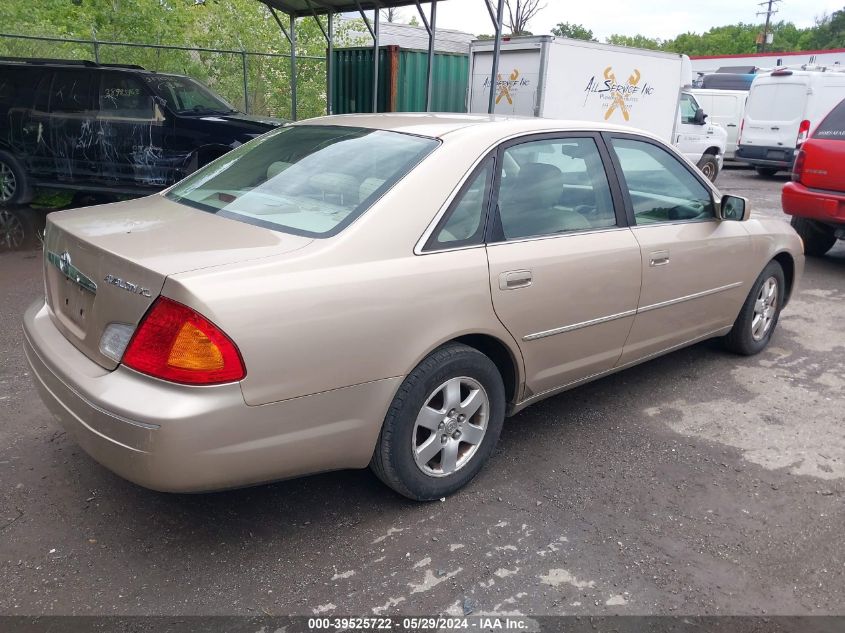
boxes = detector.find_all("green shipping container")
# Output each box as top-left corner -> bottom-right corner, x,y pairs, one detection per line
331,45 -> 468,114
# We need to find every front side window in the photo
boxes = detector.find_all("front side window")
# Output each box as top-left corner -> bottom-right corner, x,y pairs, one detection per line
610,137 -> 714,225
496,137 -> 617,240
50,71 -> 93,113
167,125 -> 439,237
680,93 -> 700,124
144,75 -> 234,115
813,99 -> 845,140
99,74 -> 155,119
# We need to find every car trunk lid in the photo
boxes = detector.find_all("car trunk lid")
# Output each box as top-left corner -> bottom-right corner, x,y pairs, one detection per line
42,195 -> 312,369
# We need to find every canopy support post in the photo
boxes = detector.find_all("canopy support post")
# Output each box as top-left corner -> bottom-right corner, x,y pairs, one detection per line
269,7 -> 298,120
415,0 -> 437,112
355,1 -> 380,113
486,0 -> 505,115
304,1 -> 332,114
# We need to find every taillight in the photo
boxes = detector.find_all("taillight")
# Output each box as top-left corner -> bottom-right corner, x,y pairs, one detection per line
122,297 -> 245,385
791,149 -> 805,182
737,118 -> 745,145
796,119 -> 811,145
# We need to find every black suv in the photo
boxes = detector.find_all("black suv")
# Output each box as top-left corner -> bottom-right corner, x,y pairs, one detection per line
0,58 -> 285,205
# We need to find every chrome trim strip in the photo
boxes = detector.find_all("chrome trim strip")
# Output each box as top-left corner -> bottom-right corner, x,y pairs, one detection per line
46,250 -> 97,294
637,281 -> 743,313
514,325 -> 732,410
523,309 -> 636,341
522,281 -> 743,342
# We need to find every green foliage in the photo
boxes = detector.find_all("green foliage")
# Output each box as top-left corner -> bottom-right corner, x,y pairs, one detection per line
0,0 -> 363,119
604,6 -> 845,56
551,22 -> 595,41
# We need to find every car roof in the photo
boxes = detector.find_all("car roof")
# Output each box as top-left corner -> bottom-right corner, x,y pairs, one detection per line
295,113 -> 653,141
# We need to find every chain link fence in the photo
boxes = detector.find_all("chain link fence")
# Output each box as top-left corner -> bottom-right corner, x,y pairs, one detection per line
0,32 -> 327,120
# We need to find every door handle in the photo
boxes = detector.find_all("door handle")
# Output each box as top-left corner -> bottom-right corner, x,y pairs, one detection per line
499,270 -> 533,290
649,250 -> 670,267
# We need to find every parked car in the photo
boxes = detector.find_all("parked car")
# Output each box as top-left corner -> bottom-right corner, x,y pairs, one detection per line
468,36 -> 728,181
736,66 -> 845,176
0,58 -> 285,205
23,115 -> 803,500
782,97 -> 845,256
690,88 -> 747,160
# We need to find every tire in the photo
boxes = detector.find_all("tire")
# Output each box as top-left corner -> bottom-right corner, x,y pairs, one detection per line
696,154 -> 719,182
0,150 -> 33,206
790,216 -> 836,257
0,206 -> 39,250
371,343 -> 506,501
723,261 -> 785,356
755,167 -> 779,177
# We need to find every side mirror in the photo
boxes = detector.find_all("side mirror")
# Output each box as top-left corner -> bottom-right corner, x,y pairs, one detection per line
693,108 -> 707,125
719,194 -> 750,221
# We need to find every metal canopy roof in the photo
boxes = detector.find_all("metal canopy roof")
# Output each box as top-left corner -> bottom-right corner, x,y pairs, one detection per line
260,0 -> 443,18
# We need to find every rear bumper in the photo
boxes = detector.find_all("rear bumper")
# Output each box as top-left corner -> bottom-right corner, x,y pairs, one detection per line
23,300 -> 398,492
735,145 -> 796,169
782,182 -> 845,226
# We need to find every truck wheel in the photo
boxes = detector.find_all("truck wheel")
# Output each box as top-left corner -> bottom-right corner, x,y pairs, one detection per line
0,150 -> 33,205
696,155 -> 719,182
790,217 -> 836,257
370,343 -> 506,501
0,206 -> 39,250
755,167 -> 779,177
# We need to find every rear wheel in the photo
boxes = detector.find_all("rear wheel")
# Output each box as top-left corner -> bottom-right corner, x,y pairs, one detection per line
696,154 -> 719,182
755,167 -> 779,177
0,150 -> 32,205
790,216 -> 837,257
371,343 -> 506,501
723,261 -> 785,356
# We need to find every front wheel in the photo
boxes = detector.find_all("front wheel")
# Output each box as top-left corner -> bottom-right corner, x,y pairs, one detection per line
696,154 -> 719,182
371,343 -> 506,501
723,261 -> 785,356
0,150 -> 32,205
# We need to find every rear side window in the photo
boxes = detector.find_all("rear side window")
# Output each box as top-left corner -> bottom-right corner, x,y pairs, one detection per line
167,125 -> 439,238
99,74 -> 156,119
50,71 -> 93,113
746,83 -> 806,120
813,100 -> 845,140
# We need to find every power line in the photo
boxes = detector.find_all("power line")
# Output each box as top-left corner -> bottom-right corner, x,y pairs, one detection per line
756,0 -> 782,53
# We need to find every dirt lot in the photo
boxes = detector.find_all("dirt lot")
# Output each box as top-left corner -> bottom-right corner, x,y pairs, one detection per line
1,166 -> 843,617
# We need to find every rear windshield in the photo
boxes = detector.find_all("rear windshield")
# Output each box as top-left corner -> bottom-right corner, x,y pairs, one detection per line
813,99 -> 845,140
166,125 -> 439,237
746,83 -> 806,121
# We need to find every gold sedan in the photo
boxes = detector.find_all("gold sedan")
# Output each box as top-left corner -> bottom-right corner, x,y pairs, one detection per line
23,114 -> 803,500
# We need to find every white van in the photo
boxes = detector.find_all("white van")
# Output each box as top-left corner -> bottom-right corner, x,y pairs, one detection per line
736,67 -> 845,175
468,36 -> 728,181
690,89 -> 747,160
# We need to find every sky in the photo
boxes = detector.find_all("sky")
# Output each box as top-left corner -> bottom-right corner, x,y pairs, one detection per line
383,0 -> 844,41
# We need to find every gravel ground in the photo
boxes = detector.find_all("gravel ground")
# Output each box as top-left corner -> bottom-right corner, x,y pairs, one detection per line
0,165 -> 843,617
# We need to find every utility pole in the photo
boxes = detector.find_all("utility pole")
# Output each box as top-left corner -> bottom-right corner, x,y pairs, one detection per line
757,0 -> 781,53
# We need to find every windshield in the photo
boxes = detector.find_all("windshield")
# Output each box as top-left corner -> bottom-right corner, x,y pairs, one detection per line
143,74 -> 235,114
166,125 -> 439,237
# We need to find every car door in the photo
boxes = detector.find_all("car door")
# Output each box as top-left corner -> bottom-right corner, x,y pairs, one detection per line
44,69 -> 98,182
18,70 -> 53,177
605,134 -> 751,365
483,133 -> 642,399
96,71 -> 168,187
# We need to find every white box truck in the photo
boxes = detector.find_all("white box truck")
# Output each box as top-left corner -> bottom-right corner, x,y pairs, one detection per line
468,36 -> 728,181
690,88 -> 748,160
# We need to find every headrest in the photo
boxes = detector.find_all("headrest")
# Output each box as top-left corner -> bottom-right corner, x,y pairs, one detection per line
310,172 -> 359,205
517,163 -> 563,208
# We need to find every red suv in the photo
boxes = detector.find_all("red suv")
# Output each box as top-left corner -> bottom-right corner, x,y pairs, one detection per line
782,98 -> 845,256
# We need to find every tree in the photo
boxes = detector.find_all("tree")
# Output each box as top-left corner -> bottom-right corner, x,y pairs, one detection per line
381,8 -> 399,23
551,22 -> 595,41
605,34 -> 663,50
408,15 -> 420,27
504,0 -> 545,36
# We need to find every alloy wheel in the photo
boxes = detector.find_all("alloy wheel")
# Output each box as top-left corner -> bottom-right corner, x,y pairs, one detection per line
0,161 -> 17,202
751,276 -> 778,341
412,376 -> 489,477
